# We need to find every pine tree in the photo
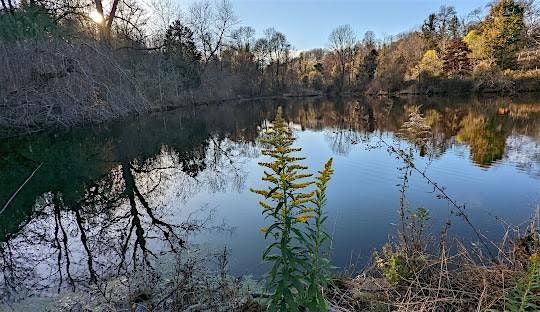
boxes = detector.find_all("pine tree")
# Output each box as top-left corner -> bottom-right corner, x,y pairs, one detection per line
443,39 -> 472,76
163,20 -> 201,88
363,49 -> 379,80
421,13 -> 439,50
164,20 -> 201,63
482,0 -> 525,69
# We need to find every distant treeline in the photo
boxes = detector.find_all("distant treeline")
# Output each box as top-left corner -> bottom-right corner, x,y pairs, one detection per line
0,0 -> 539,133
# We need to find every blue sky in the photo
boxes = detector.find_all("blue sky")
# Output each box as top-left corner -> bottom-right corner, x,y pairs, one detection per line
223,0 -> 490,50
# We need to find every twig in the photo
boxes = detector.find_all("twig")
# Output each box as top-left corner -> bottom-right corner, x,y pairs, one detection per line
0,162 -> 43,216
379,136 -> 496,259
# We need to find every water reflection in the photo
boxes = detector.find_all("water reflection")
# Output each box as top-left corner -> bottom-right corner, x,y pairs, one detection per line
0,115 -> 252,301
0,95 -> 539,301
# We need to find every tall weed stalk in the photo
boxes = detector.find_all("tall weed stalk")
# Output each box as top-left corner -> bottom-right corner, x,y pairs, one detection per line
251,107 -> 334,312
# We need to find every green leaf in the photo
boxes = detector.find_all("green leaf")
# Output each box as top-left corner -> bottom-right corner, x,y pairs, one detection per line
266,186 -> 279,199
291,227 -> 309,245
263,242 -> 280,259
274,201 -> 284,215
265,223 -> 283,239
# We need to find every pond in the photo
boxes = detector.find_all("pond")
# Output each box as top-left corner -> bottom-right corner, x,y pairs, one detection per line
1,95 -> 540,301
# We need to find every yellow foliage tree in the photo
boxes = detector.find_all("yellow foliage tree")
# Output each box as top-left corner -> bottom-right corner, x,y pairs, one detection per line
464,30 -> 489,64
411,50 -> 443,79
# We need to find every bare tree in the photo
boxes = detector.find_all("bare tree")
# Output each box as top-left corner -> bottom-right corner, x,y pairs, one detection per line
328,24 -> 356,91
257,28 -> 290,89
362,30 -> 376,50
93,0 -> 120,40
253,37 -> 269,68
521,0 -> 540,47
188,0 -> 238,64
230,26 -> 255,51
112,0 -> 148,44
463,7 -> 483,30
148,0 -> 181,41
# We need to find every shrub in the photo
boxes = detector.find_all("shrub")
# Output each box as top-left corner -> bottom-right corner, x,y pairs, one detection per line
375,245 -> 411,285
472,60 -> 513,92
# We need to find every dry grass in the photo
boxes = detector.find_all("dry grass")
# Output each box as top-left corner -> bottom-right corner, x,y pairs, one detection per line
328,221 -> 540,312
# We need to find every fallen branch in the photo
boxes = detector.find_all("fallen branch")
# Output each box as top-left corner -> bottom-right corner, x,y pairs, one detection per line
0,162 -> 43,216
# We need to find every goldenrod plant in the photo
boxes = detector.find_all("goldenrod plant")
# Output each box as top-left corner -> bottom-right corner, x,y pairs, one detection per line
506,252 -> 540,312
251,107 -> 334,312
304,159 -> 334,311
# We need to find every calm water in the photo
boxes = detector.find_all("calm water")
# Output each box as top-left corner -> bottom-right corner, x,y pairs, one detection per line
1,96 -> 540,300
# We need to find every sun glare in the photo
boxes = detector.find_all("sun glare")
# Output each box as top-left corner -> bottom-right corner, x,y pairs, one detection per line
89,9 -> 104,24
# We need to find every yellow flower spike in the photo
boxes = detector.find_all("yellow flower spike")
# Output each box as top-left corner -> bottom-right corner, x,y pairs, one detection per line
315,158 -> 334,186
325,158 -> 333,170
290,182 -> 313,189
287,164 -> 308,172
292,173 -> 313,180
259,201 -> 273,209
295,214 -> 316,223
260,227 -> 268,233
250,188 -> 269,197
292,198 -> 312,206
297,192 -> 314,199
262,174 -> 278,183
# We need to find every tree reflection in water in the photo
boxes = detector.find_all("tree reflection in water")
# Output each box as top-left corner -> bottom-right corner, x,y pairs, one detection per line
1,95 -> 539,305
0,111 -> 255,304
1,141 -> 252,302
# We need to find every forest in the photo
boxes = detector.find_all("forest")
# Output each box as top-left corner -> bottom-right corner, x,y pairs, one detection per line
1,0 -> 540,135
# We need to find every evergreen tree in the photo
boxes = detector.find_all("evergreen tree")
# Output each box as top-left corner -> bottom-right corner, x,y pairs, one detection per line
363,49 -> 378,80
164,20 -> 201,63
448,15 -> 461,39
163,20 -> 201,88
421,6 -> 461,52
0,4 -> 59,41
482,0 -> 525,69
443,39 -> 472,76
421,13 -> 438,50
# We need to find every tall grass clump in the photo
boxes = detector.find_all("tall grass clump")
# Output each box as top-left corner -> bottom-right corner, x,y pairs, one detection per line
251,107 -> 334,312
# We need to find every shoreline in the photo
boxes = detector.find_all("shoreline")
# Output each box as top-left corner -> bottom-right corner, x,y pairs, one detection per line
3,90 -> 540,139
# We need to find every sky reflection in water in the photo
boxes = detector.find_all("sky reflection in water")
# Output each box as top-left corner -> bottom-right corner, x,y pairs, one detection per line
0,95 -> 539,299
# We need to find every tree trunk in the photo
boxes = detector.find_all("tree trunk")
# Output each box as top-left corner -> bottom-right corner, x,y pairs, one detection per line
94,0 -> 120,41
94,0 -> 104,17
340,61 -> 346,92
106,0 -> 120,32
6,0 -> 14,12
